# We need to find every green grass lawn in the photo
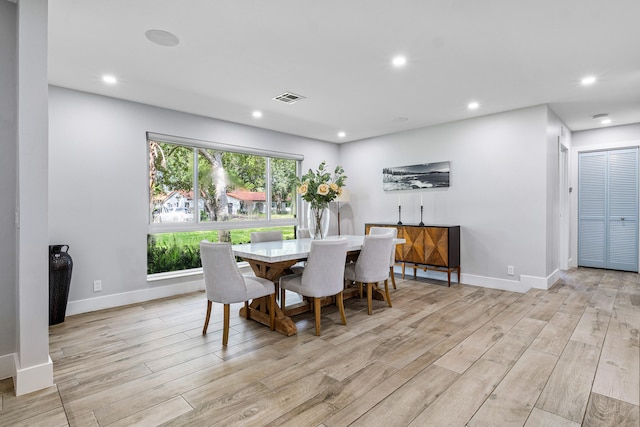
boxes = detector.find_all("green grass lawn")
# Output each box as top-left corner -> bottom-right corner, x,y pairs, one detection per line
152,225 -> 296,247
147,225 -> 296,274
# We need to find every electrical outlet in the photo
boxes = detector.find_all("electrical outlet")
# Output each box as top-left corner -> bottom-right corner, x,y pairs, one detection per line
93,280 -> 102,292
507,265 -> 515,276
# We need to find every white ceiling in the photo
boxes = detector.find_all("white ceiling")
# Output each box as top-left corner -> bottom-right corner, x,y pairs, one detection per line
48,0 -> 640,143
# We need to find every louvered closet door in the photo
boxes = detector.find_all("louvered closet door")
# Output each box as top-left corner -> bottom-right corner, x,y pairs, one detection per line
578,148 -> 638,272
578,152 -> 606,268
608,148 -> 638,271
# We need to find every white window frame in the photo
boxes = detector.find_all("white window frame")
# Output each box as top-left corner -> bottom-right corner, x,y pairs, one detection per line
147,132 -> 303,234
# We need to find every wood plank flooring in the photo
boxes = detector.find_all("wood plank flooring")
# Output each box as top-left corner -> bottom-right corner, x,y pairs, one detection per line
1,267 -> 639,426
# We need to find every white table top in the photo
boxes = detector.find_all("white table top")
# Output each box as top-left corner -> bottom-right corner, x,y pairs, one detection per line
232,234 -> 405,263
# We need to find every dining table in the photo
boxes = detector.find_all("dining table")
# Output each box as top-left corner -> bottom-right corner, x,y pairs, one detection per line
232,234 -> 405,336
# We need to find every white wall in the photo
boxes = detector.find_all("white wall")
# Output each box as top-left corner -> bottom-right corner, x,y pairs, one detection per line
14,0 -> 53,396
339,105 -> 556,291
48,86 -> 340,313
570,123 -> 640,268
0,0 -> 17,368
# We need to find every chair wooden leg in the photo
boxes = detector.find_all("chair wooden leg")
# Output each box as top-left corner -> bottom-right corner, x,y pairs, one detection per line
280,288 -> 286,315
367,283 -> 373,315
245,301 -> 250,320
202,300 -> 212,334
269,293 -> 276,331
222,304 -> 230,346
389,266 -> 397,289
358,282 -> 363,299
337,291 -> 346,325
384,279 -> 392,307
314,297 -> 322,336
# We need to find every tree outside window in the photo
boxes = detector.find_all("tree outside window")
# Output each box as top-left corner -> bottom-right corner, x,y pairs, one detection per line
147,138 -> 299,274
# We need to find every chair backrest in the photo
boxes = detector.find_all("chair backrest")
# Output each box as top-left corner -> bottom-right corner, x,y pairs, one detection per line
301,238 -> 348,297
297,227 -> 311,239
250,230 -> 283,243
199,240 -> 248,303
369,226 -> 398,267
355,234 -> 394,282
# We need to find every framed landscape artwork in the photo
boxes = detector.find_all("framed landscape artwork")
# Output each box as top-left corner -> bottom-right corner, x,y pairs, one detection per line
383,161 -> 450,191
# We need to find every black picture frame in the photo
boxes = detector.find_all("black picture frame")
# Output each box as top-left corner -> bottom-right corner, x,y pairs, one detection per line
383,161 -> 450,191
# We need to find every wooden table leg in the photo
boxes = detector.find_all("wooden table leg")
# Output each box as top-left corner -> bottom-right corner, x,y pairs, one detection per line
239,296 -> 297,336
238,258 -> 302,336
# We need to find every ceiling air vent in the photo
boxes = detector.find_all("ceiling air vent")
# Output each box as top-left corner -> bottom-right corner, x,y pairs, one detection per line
272,92 -> 306,104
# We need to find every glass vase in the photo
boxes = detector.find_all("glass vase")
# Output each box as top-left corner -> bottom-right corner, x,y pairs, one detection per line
308,205 -> 330,240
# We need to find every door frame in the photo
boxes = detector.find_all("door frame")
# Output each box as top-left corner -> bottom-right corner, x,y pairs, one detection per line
576,146 -> 640,271
559,140 -> 570,270
571,141 -> 640,269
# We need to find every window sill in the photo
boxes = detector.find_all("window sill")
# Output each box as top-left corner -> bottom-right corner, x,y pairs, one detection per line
147,261 -> 251,282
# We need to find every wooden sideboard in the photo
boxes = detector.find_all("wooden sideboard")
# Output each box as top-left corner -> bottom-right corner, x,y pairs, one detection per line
365,223 -> 461,286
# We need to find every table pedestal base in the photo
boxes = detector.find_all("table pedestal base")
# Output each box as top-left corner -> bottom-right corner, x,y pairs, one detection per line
240,296 -> 297,336
239,251 -> 390,336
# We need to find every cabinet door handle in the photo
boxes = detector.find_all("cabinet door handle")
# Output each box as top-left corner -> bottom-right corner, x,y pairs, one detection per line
621,217 -> 625,221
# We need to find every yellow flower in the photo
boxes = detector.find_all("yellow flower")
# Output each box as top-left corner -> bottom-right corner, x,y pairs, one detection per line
337,187 -> 343,196
317,183 -> 330,196
329,182 -> 339,192
297,183 -> 308,195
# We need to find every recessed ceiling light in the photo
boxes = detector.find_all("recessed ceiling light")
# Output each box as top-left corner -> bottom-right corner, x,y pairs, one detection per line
102,75 -> 117,85
581,75 -> 597,85
252,110 -> 263,118
468,101 -> 479,110
337,131 -> 346,138
145,29 -> 179,47
392,56 -> 407,68
601,118 -> 612,125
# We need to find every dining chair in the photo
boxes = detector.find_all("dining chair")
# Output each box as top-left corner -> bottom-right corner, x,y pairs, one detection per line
369,226 -> 399,289
297,227 -> 311,238
279,238 -> 348,336
344,234 -> 394,315
250,230 -> 288,286
200,240 -> 275,346
250,230 -> 283,243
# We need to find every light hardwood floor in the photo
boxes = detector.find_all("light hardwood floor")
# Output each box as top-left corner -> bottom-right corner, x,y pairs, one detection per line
1,268 -> 639,426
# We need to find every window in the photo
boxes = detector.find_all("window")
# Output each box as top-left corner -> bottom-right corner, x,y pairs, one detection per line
147,133 -> 301,274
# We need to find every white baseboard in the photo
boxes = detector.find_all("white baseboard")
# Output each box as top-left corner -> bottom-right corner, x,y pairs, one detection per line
14,355 -> 53,396
0,353 -> 16,381
65,266 -> 560,318
395,265 -> 558,294
544,269 -> 561,289
462,273 -> 529,293
66,279 -> 205,316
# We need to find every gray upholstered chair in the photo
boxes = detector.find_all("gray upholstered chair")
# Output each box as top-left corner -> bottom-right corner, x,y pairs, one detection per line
200,240 -> 275,346
344,234 -> 394,315
297,227 -> 311,239
369,226 -> 399,289
250,230 -> 283,243
279,238 -> 348,336
250,229 -> 289,293
291,227 -> 311,272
